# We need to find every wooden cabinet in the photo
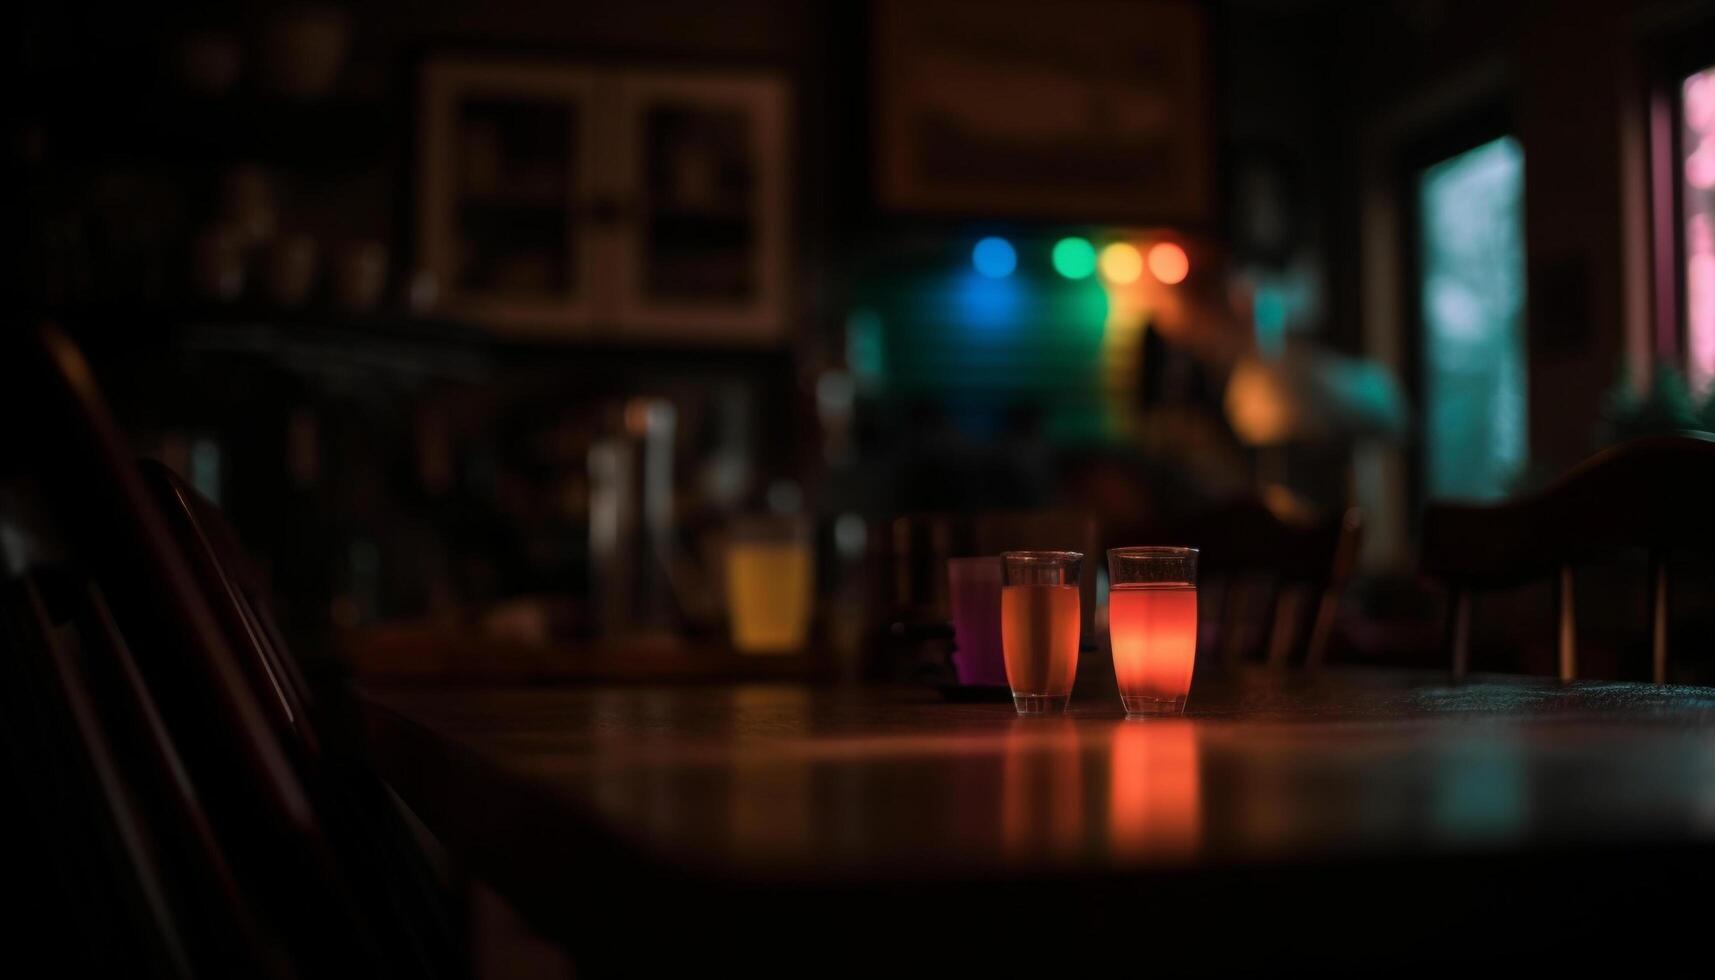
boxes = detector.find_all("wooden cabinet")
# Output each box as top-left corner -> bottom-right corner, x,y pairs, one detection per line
419,60 -> 789,342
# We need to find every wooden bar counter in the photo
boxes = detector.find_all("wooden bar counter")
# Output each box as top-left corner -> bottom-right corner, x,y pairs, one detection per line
361,669 -> 1715,975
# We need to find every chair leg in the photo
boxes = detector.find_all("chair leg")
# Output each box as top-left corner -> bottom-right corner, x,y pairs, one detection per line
1448,587 -> 1472,680
1265,586 -> 1306,669
1557,564 -> 1576,682
1305,583 -> 1345,669
1650,554 -> 1669,685
1219,579 -> 1249,670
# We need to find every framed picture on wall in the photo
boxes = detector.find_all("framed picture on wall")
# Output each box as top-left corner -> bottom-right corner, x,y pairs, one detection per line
874,0 -> 1213,225
419,58 -> 790,341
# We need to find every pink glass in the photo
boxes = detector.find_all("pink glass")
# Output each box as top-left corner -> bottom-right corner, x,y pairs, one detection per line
948,557 -> 1006,686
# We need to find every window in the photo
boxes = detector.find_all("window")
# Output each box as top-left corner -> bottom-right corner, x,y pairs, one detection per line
1683,64 -> 1715,394
1416,136 -> 1528,502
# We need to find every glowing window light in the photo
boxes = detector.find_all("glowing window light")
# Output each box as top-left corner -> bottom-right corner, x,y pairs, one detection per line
1051,237 -> 1097,279
1682,64 -> 1715,393
971,236 -> 1017,278
1099,242 -> 1143,284
1418,135 -> 1526,502
1147,242 -> 1190,285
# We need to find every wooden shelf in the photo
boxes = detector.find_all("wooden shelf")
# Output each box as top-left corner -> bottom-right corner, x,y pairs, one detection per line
52,304 -> 795,384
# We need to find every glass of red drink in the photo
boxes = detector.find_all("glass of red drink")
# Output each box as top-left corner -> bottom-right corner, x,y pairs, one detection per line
1106,547 -> 1198,715
999,551 -> 1083,715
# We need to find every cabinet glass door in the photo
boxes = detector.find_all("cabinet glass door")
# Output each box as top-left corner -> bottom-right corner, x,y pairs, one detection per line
615,74 -> 787,340
420,63 -> 597,333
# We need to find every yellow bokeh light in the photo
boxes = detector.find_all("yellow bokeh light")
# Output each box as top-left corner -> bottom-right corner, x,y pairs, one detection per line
1099,242 -> 1143,284
1147,242 -> 1190,285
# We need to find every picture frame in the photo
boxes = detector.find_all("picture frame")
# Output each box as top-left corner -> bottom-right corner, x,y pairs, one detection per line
874,0 -> 1214,225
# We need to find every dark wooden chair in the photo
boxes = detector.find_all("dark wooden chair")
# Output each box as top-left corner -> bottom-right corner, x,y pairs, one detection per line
140,458 -> 463,977
140,459 -> 320,760
1109,501 -> 1364,668
1421,435 -> 1715,681
0,570 -> 293,978
73,578 -> 295,977
1,574 -> 197,978
3,323 -> 400,975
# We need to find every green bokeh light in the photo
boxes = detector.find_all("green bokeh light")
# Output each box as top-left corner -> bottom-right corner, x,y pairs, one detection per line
1051,237 -> 1097,280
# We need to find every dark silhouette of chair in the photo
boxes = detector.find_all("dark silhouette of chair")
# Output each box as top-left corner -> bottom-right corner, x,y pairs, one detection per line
140,459 -> 320,759
1109,501 -> 1364,668
1,570 -> 292,978
1,573 -> 199,978
3,323 -> 457,975
141,458 -> 462,976
1420,435 -> 1715,681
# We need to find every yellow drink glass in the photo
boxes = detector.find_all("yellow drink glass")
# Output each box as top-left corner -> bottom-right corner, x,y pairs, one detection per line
725,516 -> 813,654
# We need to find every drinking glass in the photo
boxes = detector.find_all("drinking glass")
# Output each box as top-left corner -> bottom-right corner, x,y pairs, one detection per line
1106,547 -> 1198,715
999,551 -> 1083,715
725,516 -> 813,654
948,557 -> 1006,686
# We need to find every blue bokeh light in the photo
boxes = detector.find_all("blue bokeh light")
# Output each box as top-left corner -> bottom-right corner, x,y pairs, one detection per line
971,236 -> 1017,279
954,272 -> 1023,326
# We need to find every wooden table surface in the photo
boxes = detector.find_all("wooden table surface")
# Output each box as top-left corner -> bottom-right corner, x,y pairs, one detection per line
360,669 -> 1715,974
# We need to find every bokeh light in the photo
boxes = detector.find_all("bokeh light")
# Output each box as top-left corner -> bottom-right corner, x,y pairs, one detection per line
1051,237 -> 1097,279
972,236 -> 1017,278
1147,242 -> 1190,285
955,272 -> 1023,325
1099,242 -> 1143,284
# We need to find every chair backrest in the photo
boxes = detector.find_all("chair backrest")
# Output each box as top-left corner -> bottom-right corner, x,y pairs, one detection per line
0,570 -> 295,978
74,578 -> 294,977
140,459 -> 463,977
1,574 -> 195,978
140,459 -> 320,760
1420,434 -> 1715,680
1109,500 -> 1363,668
5,323 -> 387,974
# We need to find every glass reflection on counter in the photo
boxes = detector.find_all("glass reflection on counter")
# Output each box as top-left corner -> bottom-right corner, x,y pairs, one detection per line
1108,720 -> 1202,860
725,687 -> 815,856
1000,720 -> 1204,865
1428,738 -> 1527,845
1002,720 -> 1087,861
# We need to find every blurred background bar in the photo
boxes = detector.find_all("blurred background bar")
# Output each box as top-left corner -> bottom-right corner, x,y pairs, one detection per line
15,0 -> 1715,685
15,2 -> 1715,976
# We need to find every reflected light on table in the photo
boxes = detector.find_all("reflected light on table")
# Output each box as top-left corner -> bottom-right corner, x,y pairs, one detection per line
726,687 -> 814,856
1430,740 -> 1526,844
1108,721 -> 1202,859
1003,721 -> 1087,861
